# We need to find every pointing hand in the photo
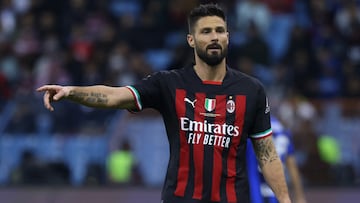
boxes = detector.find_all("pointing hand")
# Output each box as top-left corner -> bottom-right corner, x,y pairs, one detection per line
36,85 -> 70,111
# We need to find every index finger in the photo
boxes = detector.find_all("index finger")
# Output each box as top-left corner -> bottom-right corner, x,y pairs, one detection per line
36,85 -> 59,92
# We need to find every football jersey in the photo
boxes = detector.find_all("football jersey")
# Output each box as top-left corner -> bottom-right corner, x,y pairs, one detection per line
247,116 -> 295,203
127,65 -> 272,203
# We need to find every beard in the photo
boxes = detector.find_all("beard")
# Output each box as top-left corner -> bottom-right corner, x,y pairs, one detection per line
195,43 -> 227,66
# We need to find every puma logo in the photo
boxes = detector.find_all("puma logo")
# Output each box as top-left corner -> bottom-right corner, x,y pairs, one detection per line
265,97 -> 270,114
184,98 -> 197,108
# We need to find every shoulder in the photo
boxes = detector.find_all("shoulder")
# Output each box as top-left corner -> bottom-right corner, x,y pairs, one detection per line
147,67 -> 187,79
227,67 -> 266,89
137,69 -> 181,85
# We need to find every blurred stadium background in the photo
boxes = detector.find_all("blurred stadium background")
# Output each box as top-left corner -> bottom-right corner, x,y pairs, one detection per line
0,0 -> 359,202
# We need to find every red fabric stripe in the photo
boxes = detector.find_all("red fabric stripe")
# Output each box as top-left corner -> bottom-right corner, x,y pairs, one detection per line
226,95 -> 246,202
174,89 -> 189,197
192,93 -> 206,199
202,80 -> 222,85
211,95 -> 227,202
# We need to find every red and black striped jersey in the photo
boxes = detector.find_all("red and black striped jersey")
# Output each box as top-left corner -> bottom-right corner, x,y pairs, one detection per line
127,65 -> 272,203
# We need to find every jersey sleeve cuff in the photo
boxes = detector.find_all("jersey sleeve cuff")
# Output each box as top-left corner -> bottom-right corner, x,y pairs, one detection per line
249,128 -> 273,140
125,86 -> 142,112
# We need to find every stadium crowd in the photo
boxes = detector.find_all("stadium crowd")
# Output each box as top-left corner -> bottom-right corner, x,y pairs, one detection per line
0,0 -> 359,187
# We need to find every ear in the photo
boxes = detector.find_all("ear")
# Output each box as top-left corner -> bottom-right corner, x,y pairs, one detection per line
187,34 -> 195,48
226,31 -> 230,45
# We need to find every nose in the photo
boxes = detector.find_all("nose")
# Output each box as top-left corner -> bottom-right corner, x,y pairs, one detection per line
210,31 -> 219,42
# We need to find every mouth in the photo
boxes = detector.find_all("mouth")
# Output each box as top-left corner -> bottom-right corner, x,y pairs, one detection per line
207,44 -> 222,51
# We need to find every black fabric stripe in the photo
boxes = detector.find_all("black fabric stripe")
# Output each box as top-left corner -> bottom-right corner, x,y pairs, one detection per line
183,91 -> 195,199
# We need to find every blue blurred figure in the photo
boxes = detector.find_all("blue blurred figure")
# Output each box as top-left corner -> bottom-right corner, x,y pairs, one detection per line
247,116 -> 307,203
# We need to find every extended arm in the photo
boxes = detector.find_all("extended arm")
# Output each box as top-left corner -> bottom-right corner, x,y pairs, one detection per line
252,136 -> 291,203
36,85 -> 136,111
286,156 -> 307,203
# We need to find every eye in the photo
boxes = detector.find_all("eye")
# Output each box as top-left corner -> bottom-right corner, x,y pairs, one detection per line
216,27 -> 226,33
201,28 -> 211,34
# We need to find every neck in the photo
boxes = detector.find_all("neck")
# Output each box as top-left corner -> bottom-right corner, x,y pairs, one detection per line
193,58 -> 227,82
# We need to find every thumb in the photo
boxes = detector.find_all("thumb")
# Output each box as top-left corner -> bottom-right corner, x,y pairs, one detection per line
53,90 -> 65,101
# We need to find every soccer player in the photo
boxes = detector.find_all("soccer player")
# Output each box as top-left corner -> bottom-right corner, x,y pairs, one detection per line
247,116 -> 307,203
37,4 -> 291,203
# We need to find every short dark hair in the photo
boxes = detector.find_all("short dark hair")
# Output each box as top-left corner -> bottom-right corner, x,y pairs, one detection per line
187,4 -> 226,34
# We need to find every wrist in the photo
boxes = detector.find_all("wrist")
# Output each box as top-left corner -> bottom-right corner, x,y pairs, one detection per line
279,197 -> 292,203
65,86 -> 75,98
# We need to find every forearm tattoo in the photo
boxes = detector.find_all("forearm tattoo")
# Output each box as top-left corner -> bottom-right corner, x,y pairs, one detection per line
69,90 -> 108,105
253,138 -> 279,167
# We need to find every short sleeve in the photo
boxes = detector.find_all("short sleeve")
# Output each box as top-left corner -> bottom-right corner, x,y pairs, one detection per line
126,72 -> 164,111
249,82 -> 272,139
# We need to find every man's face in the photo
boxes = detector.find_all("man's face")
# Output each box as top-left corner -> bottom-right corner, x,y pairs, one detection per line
188,16 -> 229,66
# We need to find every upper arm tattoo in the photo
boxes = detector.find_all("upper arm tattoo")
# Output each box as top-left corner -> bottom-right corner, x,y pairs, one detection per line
252,136 -> 279,167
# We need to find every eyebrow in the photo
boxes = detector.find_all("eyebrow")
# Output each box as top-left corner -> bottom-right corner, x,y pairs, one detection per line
199,26 -> 226,32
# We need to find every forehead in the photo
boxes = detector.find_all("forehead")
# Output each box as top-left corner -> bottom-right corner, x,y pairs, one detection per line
194,16 -> 226,31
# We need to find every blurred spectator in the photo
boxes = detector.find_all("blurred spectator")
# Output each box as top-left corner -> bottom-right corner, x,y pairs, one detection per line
308,0 -> 333,27
5,99 -> 36,134
81,61 -> 103,85
263,0 -> 295,61
345,23 -> 360,65
63,0 -> 89,29
300,125 -> 332,186
289,48 -> 317,97
140,0 -> 168,28
37,10 -> 60,39
235,0 -> 271,37
277,91 -> 317,133
106,41 -> 132,86
236,55 -> 273,87
238,22 -> 271,66
335,0 -> 360,66
0,42 -> 20,88
276,91 -> 321,183
84,11 -> 109,42
11,150 -> 49,185
63,48 -> 85,85
341,59 -> 360,97
335,0 -> 360,38
11,150 -> 70,185
108,0 -> 141,24
284,23 -> 312,63
313,47 -> 342,98
84,163 -> 106,186
127,51 -> 153,79
12,0 -> 31,14
13,12 -> 41,59
107,139 -> 138,185
0,0 -> 17,37
167,0 -> 198,30
0,72 -> 11,102
33,37 -> 70,88
317,134 -> 340,166
266,61 -> 292,106
0,71 -> 11,113
263,0 -> 295,14
68,23 -> 94,63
